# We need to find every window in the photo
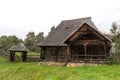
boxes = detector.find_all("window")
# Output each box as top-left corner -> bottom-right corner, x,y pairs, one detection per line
51,49 -> 56,56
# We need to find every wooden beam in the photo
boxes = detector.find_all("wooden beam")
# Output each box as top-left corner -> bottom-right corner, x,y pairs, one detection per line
67,45 -> 71,61
74,40 -> 105,45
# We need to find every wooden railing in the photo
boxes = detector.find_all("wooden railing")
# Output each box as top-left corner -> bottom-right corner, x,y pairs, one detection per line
72,55 -> 107,59
71,55 -> 108,63
44,55 -> 108,63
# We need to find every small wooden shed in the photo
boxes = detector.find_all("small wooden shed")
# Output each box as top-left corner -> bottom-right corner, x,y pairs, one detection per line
8,43 -> 29,62
37,17 -> 112,63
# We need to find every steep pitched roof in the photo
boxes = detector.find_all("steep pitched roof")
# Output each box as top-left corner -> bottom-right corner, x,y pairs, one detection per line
38,17 -> 112,47
8,43 -> 29,52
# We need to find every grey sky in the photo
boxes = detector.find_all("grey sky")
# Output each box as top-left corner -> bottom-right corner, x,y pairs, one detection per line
0,0 -> 120,39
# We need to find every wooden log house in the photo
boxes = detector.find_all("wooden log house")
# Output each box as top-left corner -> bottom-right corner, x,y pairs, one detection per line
37,17 -> 112,63
8,43 -> 29,62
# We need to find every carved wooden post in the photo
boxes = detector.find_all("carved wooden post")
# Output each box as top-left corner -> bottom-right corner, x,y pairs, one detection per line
10,51 -> 15,61
84,43 -> 87,63
67,45 -> 71,61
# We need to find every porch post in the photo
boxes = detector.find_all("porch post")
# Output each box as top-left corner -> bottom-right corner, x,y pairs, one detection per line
104,45 -> 107,54
67,45 -> 71,61
104,44 -> 107,60
21,51 -> 27,62
56,47 -> 59,61
84,44 -> 87,62
40,47 -> 43,59
42,47 -> 46,60
10,51 -> 15,61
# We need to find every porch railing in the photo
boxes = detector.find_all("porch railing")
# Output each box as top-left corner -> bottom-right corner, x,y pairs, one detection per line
44,55 -> 108,63
71,55 -> 108,63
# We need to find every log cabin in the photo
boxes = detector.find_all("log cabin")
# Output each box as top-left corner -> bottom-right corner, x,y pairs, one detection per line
37,17 -> 112,63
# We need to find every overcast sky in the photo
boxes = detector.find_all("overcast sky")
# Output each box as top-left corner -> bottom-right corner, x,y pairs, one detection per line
0,0 -> 120,39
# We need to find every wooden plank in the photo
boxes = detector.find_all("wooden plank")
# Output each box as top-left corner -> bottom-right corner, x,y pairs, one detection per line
74,40 -> 105,45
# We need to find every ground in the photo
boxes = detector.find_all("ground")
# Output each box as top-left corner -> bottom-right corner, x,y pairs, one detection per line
0,56 -> 120,80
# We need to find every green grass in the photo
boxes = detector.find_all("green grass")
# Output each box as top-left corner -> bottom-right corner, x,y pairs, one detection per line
0,57 -> 120,80
27,52 -> 40,55
15,52 -> 40,56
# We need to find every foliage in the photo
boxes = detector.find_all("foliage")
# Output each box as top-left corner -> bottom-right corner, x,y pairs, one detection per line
48,26 -> 55,35
24,32 -> 44,52
110,22 -> 118,35
0,35 -> 21,52
34,32 -> 44,52
24,32 -> 35,51
15,52 -> 40,56
109,21 -> 120,54
108,55 -> 115,64
114,36 -> 120,53
110,22 -> 120,42
0,57 -> 120,80
0,31 -> 44,53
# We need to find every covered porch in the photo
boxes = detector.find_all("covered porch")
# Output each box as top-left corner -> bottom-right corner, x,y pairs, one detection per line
67,40 -> 110,63
64,23 -> 111,63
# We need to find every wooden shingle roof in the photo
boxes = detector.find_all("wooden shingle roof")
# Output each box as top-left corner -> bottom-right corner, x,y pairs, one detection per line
8,43 -> 29,52
38,17 -> 112,47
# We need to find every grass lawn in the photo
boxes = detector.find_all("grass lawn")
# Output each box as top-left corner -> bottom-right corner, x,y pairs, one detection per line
0,56 -> 120,80
15,52 -> 40,56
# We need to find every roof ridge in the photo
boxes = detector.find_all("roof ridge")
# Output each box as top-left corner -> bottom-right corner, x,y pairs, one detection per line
62,17 -> 91,22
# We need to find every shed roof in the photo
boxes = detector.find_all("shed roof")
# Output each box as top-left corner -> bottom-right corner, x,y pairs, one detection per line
38,17 -> 112,47
8,43 -> 29,52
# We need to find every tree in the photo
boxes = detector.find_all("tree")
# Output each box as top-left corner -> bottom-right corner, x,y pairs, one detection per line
26,32 -> 35,40
34,32 -> 44,52
110,22 -> 118,35
8,36 -> 21,44
35,32 -> 44,43
24,32 -> 35,51
0,35 -> 21,52
48,26 -> 55,35
110,22 -> 119,42
110,21 -> 120,53
24,31 -> 44,52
